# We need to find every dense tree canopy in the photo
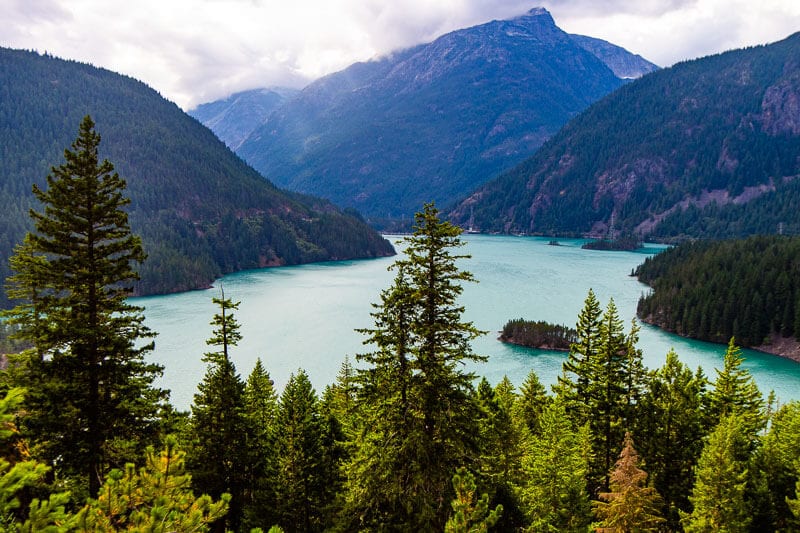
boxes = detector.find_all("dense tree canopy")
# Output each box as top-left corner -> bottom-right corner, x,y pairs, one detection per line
2,116 -> 168,498
635,235 -> 800,347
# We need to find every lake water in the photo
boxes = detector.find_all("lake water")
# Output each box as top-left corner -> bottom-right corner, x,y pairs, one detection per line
135,234 -> 800,411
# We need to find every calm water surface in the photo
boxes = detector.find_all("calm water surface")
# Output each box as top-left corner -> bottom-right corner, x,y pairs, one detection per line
136,235 -> 800,410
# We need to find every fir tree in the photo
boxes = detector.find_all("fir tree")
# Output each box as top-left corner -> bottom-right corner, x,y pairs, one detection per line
708,338 -> 766,440
635,350 -> 707,529
274,370 -> 327,533
519,398 -> 592,532
514,370 -> 550,436
3,116 -> 167,497
682,414 -> 752,533
593,432 -> 664,533
345,203 -> 485,531
242,358 -> 280,531
74,436 -> 229,531
187,290 -> 249,532
444,468 -> 502,533
556,288 -> 603,419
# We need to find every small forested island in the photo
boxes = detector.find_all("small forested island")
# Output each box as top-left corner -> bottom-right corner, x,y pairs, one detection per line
582,234 -> 643,251
635,235 -> 800,361
499,318 -> 577,351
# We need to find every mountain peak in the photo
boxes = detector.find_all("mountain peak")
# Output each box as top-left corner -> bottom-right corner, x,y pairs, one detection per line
522,7 -> 551,18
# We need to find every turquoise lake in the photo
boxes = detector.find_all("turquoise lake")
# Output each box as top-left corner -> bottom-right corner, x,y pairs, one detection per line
135,234 -> 800,410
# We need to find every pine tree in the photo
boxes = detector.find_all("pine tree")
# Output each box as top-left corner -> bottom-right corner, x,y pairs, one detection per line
593,432 -> 665,533
344,203 -> 485,531
187,290 -> 249,532
0,388 -> 73,531
708,338 -> 766,440
3,116 -> 167,497
274,370 -> 327,533
634,350 -> 707,529
556,288 -> 603,419
74,436 -> 229,531
514,370 -> 550,436
682,414 -> 752,533
519,397 -> 592,533
444,468 -> 502,533
242,358 -> 280,531
760,401 -> 800,530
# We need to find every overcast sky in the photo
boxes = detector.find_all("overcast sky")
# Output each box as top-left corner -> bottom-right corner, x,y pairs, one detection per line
3,0 -> 799,110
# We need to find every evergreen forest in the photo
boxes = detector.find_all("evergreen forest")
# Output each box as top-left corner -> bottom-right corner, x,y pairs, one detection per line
1,119 -> 800,532
636,235 -> 800,348
0,48 -> 393,308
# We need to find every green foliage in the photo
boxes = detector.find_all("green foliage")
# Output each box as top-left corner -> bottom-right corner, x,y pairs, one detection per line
593,432 -> 665,533
0,388 -> 72,532
518,398 -> 592,532
444,468 -> 502,533
682,414 -> 753,532
73,436 -> 229,531
499,319 -> 577,350
187,291 -> 249,532
0,47 -> 394,308
555,292 -> 645,494
345,203 -> 486,531
634,350 -> 707,529
513,370 -> 550,436
452,33 -> 800,239
2,116 -> 168,496
708,338 -> 766,440
636,235 -> 800,346
274,370 -> 330,533
761,401 -> 800,530
242,358 -> 280,531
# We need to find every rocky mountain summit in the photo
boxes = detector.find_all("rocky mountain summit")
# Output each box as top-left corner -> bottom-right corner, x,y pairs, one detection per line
197,8 -> 655,222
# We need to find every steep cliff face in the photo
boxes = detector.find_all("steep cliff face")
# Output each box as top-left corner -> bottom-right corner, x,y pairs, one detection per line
448,32 -> 800,240
569,34 -> 658,79
228,8 -> 649,220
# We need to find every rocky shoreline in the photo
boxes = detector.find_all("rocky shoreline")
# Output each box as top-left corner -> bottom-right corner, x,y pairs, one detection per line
753,334 -> 800,364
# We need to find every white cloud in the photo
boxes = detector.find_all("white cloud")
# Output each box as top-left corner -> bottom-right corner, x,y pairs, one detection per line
1,0 -> 799,109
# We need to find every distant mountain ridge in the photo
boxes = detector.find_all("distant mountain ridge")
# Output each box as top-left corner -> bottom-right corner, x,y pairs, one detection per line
0,48 -> 393,308
197,8 -> 655,221
449,32 -> 800,240
189,87 -> 299,150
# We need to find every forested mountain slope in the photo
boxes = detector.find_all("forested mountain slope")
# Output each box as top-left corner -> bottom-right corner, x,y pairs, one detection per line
0,48 -> 393,307
635,235 -> 800,353
234,8 -> 654,221
450,33 -> 800,239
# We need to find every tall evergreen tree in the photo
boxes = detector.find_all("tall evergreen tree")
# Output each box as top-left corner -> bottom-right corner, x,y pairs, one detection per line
274,370 -> 328,533
187,291 -> 249,532
514,370 -> 550,436
708,338 -> 766,440
635,350 -> 707,529
593,432 -> 665,533
682,414 -> 752,533
3,116 -> 167,497
555,288 -> 603,419
345,203 -> 485,531
518,397 -> 592,532
760,401 -> 800,530
242,358 -> 280,531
